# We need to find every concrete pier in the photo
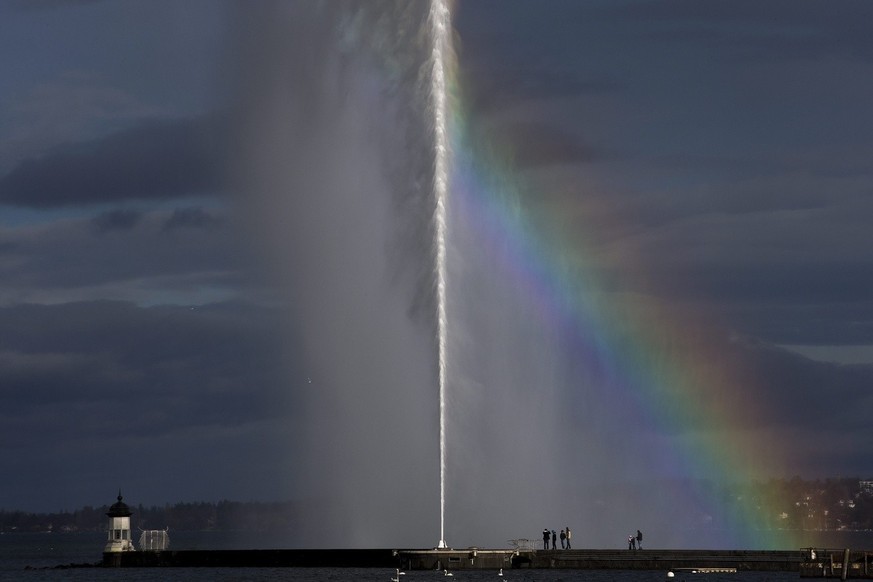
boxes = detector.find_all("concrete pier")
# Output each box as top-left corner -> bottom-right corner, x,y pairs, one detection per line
101,546 -> 872,576
104,548 -> 399,568
397,548 -> 801,572
104,547 -> 802,571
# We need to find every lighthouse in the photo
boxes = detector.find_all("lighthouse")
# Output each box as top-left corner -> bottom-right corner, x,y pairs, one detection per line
104,491 -> 135,553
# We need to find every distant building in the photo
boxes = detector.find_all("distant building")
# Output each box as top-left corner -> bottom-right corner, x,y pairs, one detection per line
860,480 -> 873,496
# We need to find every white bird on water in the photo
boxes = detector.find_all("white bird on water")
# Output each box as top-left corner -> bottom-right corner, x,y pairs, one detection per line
498,568 -> 503,576
391,568 -> 405,582
444,570 -> 453,576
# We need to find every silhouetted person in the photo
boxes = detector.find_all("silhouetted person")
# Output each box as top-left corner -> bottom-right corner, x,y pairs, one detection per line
560,529 -> 566,549
543,528 -> 550,550
565,526 -> 572,549
636,530 -> 643,550
551,530 -> 557,549
628,534 -> 635,550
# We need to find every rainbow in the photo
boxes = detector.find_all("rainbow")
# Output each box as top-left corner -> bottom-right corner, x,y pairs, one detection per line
441,29 -> 799,551
340,1 -> 804,550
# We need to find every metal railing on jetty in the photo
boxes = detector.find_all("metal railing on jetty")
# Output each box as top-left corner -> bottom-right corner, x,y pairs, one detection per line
799,548 -> 873,579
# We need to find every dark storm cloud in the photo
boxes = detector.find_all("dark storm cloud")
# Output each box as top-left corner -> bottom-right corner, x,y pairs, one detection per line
0,206 -> 243,303
90,208 -> 143,233
460,62 -> 622,115
729,302 -> 873,347
453,2 -> 873,370
455,1 -> 624,114
0,301 -> 285,432
643,147 -> 873,197
484,122 -> 600,169
734,338 -> 867,412
695,336 -> 873,479
0,299 -> 296,510
161,206 -> 220,231
648,328 -> 873,440
605,0 -> 873,63
8,0 -> 104,11
0,113 -> 229,208
679,261 -> 873,307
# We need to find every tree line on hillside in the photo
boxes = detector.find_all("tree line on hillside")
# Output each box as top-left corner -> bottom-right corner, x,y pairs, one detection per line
0,500 -> 302,533
1,477 -> 871,534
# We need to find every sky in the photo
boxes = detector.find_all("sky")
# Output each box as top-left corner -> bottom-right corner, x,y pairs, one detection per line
1,0 -> 872,549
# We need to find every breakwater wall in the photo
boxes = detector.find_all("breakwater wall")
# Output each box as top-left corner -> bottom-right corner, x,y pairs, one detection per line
104,548 -> 802,571
103,548 -> 399,568
398,549 -> 800,572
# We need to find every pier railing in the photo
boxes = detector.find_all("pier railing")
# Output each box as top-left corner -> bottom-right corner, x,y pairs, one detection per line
507,539 -> 538,552
800,547 -> 872,578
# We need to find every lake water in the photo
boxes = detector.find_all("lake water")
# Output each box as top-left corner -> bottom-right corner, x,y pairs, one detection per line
0,531 -> 863,582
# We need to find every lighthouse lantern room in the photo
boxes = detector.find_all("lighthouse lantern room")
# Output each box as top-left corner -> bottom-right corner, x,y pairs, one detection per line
104,491 -> 135,552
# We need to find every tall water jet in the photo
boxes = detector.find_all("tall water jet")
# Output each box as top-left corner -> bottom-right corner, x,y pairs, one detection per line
429,0 -> 453,551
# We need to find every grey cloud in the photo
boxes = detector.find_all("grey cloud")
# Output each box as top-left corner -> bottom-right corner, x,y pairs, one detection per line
681,260 -> 873,307
0,114 -> 229,208
8,0 -> 103,11
729,302 -> 873,347
0,300 -> 288,439
454,1 -> 627,115
162,206 -> 221,231
493,123 -> 600,169
604,0 -> 873,63
619,228 -> 873,326
461,63 -> 623,115
580,188 -> 873,354
91,208 -> 143,233
0,206 -> 245,304
730,338 -> 873,427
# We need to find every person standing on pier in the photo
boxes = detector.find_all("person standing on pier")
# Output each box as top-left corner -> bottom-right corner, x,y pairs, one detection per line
628,534 -> 636,550
543,528 -> 550,550
565,526 -> 572,549
636,530 -> 643,550
551,530 -> 557,549
560,529 -> 566,549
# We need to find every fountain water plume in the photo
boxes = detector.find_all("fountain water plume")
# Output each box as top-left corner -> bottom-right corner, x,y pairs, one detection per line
232,1 -> 443,547
429,0 -> 453,550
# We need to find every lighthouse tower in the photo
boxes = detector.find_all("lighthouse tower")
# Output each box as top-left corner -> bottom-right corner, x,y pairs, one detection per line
104,491 -> 135,553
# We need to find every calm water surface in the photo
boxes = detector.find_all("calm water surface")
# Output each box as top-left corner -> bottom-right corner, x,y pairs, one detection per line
0,532 -> 832,582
